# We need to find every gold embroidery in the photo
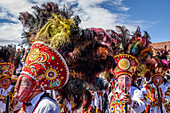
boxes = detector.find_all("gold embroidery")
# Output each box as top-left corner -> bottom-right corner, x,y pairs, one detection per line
119,59 -> 130,70
29,52 -> 48,66
28,48 -> 40,61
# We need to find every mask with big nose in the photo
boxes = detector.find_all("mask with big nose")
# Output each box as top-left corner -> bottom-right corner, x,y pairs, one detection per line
117,75 -> 132,92
14,41 -> 70,102
14,74 -> 37,102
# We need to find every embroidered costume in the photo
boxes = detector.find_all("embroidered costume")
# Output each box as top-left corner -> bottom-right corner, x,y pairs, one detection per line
0,46 -> 21,113
108,54 -> 145,113
142,82 -> 170,113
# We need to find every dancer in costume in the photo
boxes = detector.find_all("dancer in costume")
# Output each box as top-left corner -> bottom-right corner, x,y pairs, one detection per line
13,41 -> 69,113
108,54 -> 145,113
141,48 -> 170,113
0,46 -> 21,113
108,26 -> 152,113
16,2 -> 117,112
13,3 -> 72,113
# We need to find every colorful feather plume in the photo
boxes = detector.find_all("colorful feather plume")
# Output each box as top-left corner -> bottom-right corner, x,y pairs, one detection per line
116,26 -> 130,54
19,2 -> 79,47
35,13 -> 75,49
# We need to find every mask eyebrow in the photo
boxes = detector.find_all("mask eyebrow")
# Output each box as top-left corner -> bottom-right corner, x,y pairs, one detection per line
119,77 -> 124,79
22,77 -> 29,82
125,77 -> 130,79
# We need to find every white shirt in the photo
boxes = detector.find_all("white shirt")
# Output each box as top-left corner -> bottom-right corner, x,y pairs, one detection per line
26,92 -> 61,113
0,85 -> 14,112
0,85 -> 22,112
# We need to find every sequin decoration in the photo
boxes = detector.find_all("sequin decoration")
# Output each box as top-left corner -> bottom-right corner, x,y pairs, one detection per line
51,56 -> 55,60
45,68 -> 58,80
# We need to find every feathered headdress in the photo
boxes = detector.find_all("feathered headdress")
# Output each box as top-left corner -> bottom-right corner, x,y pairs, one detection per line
19,2 -> 80,47
111,26 -> 163,79
127,27 -> 169,80
19,2 -> 116,110
111,26 -> 139,78
127,28 -> 153,78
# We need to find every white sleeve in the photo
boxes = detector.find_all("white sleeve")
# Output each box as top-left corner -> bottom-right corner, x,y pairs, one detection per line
35,97 -> 61,113
131,89 -> 146,113
94,92 -> 99,109
99,94 -> 103,110
0,101 -> 5,113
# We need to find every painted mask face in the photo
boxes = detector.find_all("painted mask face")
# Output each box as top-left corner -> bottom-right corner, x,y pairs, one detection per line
0,78 -> 11,90
14,75 -> 33,102
152,75 -> 164,86
117,75 -> 132,92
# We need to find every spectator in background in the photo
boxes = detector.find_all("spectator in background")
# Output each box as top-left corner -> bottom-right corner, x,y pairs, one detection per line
21,48 -> 25,58
16,48 -> 22,56
15,62 -> 22,77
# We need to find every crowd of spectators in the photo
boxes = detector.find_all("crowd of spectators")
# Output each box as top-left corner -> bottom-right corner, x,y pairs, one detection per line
14,47 -> 30,76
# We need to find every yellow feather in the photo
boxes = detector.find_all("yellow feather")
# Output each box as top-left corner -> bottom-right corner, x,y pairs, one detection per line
34,13 -> 75,49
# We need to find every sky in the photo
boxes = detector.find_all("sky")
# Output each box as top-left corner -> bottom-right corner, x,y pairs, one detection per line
0,0 -> 170,48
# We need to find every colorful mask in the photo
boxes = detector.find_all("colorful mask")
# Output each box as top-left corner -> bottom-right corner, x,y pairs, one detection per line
14,41 -> 69,102
113,54 -> 138,92
0,62 -> 14,90
0,78 -> 11,90
152,75 -> 164,86
117,75 -> 132,92
14,75 -> 35,102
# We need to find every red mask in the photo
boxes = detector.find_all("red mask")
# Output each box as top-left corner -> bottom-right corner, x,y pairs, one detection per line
14,74 -> 35,102
152,75 -> 164,86
117,75 -> 132,92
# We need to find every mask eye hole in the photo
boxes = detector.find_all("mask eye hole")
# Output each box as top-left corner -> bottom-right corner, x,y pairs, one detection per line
21,82 -> 24,85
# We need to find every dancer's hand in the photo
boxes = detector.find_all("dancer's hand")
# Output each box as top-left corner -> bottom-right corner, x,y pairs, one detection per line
123,93 -> 132,105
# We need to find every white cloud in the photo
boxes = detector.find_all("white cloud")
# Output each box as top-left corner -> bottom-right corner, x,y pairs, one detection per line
0,0 -> 155,46
112,0 -> 130,11
0,0 -> 34,22
119,6 -> 130,11
112,0 -> 123,5
0,23 -> 22,45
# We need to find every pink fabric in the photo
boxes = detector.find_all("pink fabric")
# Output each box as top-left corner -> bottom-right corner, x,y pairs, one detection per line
162,59 -> 168,66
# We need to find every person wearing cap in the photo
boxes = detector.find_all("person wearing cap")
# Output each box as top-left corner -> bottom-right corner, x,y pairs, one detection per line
141,67 -> 170,113
108,54 -> 145,113
14,41 -> 70,113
